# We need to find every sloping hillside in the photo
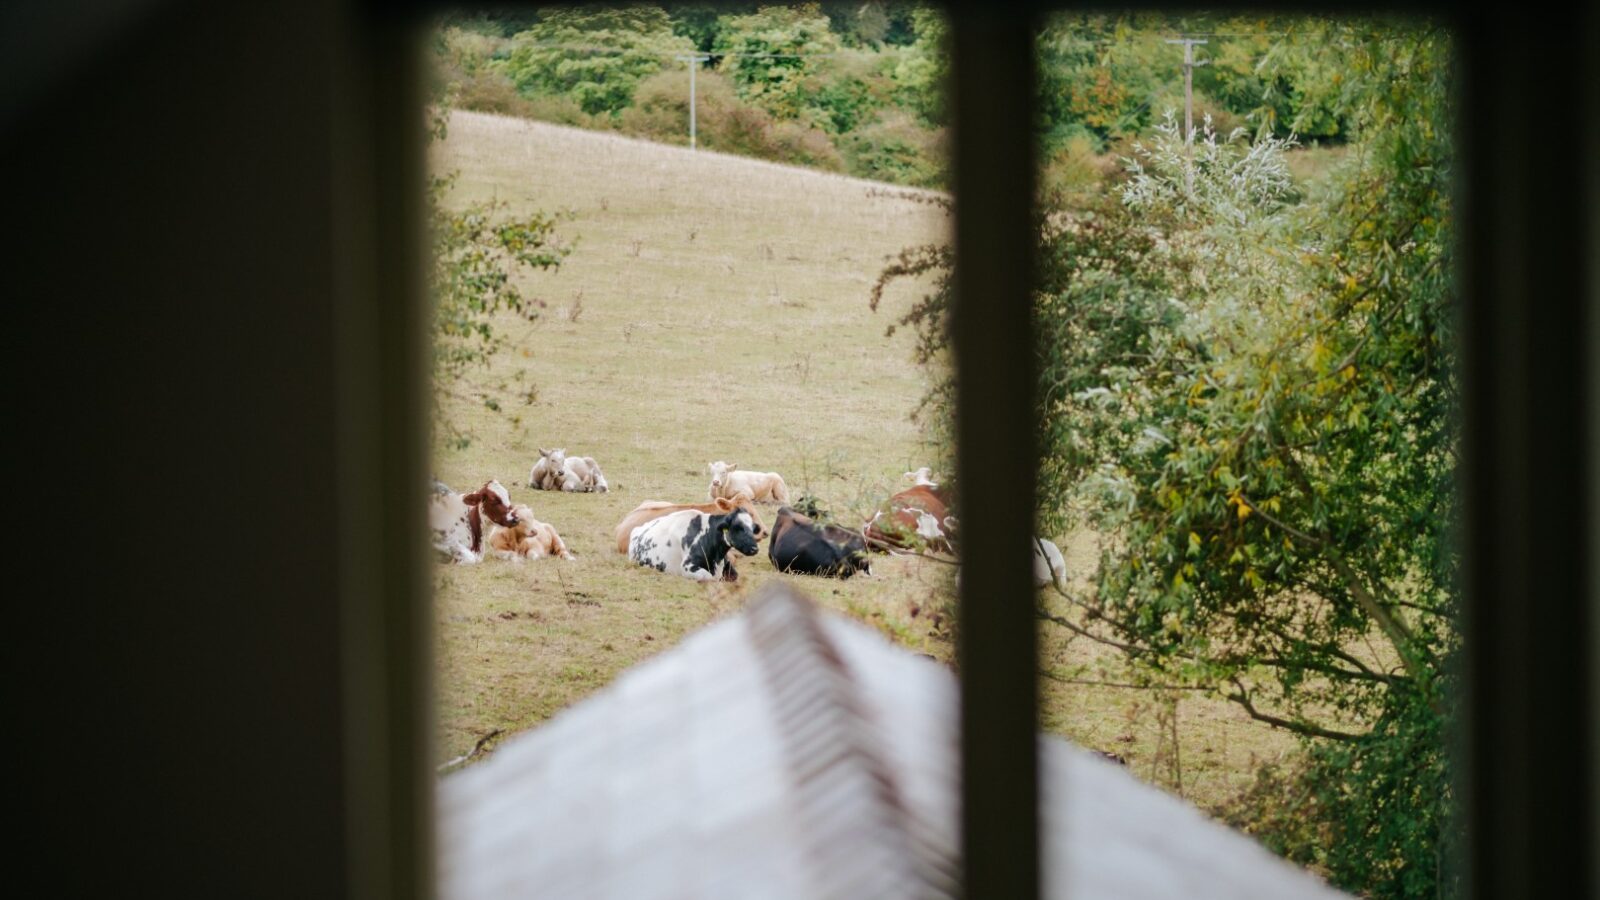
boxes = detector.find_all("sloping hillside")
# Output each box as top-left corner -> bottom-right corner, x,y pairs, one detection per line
430,112 -> 1295,811
430,111 -> 954,752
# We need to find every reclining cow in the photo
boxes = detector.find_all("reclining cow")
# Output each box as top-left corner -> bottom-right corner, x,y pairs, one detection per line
629,508 -> 760,582
707,461 -> 789,504
612,495 -> 766,554
430,479 -> 520,564
487,504 -> 574,561
528,448 -> 610,493
1033,536 -> 1067,589
864,482 -> 953,555
768,506 -> 872,579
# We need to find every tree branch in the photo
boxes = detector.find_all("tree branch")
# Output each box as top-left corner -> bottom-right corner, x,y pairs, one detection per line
1225,678 -> 1363,742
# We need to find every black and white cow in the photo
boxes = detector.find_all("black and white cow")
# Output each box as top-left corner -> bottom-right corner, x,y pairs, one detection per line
628,508 -> 760,582
768,506 -> 872,579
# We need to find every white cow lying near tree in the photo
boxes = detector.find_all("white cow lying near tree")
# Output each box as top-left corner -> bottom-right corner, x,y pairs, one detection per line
949,535 -> 1068,591
1033,537 -> 1067,589
707,461 -> 789,504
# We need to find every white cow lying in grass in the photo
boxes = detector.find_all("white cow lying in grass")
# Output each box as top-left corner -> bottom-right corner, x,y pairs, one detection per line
949,535 -> 1068,591
1033,537 -> 1067,589
629,507 -> 761,582
707,460 -> 789,504
529,447 -> 610,493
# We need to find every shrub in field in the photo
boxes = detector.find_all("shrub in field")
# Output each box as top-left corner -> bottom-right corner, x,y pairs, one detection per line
427,106 -> 573,449
873,22 -> 1457,898
1039,132 -> 1116,202
840,111 -> 944,188
623,68 -> 845,173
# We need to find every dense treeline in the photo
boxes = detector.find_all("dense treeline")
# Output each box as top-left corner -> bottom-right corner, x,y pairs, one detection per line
431,5 -> 1356,189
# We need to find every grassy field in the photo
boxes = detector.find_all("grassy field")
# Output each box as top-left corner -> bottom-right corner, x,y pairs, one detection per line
429,110 -> 1299,811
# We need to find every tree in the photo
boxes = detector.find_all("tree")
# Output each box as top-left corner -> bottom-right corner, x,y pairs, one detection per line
499,5 -> 693,116
873,21 -> 1456,898
712,4 -> 840,120
427,106 -> 572,449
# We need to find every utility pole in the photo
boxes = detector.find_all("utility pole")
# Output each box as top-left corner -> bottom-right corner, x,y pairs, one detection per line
675,54 -> 711,149
1166,36 -> 1208,193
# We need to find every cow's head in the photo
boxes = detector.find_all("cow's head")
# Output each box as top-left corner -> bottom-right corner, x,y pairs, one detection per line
707,461 -> 736,492
840,547 -> 872,578
717,510 -> 760,557
825,526 -> 872,578
463,480 -> 519,528
712,496 -> 766,540
505,504 -> 536,537
540,448 -> 567,467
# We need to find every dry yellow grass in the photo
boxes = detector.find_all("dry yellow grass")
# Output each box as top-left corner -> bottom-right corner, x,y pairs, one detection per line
429,110 -> 1297,811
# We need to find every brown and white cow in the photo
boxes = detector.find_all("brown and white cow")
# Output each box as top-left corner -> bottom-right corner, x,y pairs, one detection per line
430,479 -> 520,564
612,495 -> 766,554
863,483 -> 953,555
488,504 -> 574,561
707,461 -> 789,504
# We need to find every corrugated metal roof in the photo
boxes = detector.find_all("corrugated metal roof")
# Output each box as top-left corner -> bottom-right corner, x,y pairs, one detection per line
438,584 -> 1346,899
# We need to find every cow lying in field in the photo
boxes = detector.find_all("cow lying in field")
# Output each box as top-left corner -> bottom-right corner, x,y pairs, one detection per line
430,479 -> 520,564
1033,537 -> 1066,588
707,461 -> 789,504
529,448 -> 610,493
768,506 -> 871,579
488,504 -> 574,561
864,482 -> 953,554
951,534 -> 1068,590
629,508 -> 760,582
612,496 -> 766,554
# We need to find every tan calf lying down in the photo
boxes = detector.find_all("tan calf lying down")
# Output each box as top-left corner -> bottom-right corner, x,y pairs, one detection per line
612,496 -> 767,554
707,461 -> 790,504
488,505 -> 574,560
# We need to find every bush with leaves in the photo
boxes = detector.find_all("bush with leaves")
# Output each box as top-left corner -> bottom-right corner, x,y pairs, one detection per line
712,4 -> 840,120
499,5 -> 693,117
428,108 -> 573,449
872,21 -> 1456,898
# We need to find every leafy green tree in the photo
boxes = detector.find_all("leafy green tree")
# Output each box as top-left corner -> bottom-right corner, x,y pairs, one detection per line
874,21 -> 1456,898
890,5 -> 946,126
712,4 -> 839,120
427,107 -> 572,449
499,5 -> 693,116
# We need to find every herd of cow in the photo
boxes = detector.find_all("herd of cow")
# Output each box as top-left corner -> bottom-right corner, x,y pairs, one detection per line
429,456 -> 1067,588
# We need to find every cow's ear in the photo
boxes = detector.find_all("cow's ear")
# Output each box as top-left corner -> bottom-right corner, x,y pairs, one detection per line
539,448 -> 549,457
462,491 -> 483,505
727,462 -> 738,471
715,498 -> 734,510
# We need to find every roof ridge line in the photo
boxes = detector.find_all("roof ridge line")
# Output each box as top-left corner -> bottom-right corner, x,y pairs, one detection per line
744,585 -> 958,899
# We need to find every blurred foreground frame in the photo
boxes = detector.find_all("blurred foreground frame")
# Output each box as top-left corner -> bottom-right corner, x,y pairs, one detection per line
2,1 -> 1594,898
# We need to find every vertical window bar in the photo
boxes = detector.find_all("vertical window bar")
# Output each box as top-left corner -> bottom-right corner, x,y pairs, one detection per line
949,6 -> 1041,898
